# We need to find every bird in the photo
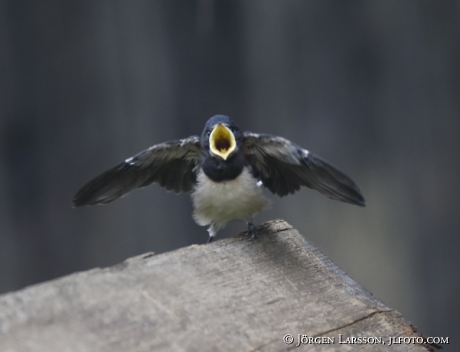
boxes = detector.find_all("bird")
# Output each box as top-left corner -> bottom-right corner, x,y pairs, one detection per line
73,115 -> 365,243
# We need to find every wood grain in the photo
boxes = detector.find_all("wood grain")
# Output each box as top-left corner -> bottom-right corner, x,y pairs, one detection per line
0,220 -> 436,351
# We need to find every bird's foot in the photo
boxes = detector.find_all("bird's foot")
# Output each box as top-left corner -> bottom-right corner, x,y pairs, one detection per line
206,223 -> 218,244
243,222 -> 258,241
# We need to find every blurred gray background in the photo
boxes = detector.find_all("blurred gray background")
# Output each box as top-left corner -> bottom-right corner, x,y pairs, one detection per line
0,0 -> 458,342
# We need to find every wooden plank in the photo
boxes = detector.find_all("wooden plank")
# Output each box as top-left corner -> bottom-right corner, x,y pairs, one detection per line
0,220 -> 436,351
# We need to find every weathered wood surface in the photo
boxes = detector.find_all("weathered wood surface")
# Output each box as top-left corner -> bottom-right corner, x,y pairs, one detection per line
0,220 -> 434,352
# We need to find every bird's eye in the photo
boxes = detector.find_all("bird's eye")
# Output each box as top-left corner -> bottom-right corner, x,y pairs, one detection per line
206,130 -> 211,137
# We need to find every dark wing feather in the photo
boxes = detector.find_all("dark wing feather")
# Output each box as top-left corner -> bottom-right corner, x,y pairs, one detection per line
73,136 -> 201,207
242,132 -> 365,206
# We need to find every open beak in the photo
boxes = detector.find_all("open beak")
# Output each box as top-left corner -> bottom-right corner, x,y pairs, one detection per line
209,123 -> 237,160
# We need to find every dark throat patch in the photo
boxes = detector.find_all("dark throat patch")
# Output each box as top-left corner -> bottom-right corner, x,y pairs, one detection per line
201,151 -> 245,182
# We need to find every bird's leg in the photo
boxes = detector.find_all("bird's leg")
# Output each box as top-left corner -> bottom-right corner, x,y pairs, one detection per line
206,222 -> 218,244
247,222 -> 257,240
244,215 -> 258,240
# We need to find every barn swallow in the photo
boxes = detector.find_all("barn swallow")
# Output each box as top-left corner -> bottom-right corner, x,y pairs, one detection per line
73,115 -> 365,243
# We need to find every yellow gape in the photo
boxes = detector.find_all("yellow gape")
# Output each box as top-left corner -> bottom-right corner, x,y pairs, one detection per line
209,123 -> 236,160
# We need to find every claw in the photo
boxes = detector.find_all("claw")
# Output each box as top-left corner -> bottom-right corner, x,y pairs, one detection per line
246,222 -> 257,240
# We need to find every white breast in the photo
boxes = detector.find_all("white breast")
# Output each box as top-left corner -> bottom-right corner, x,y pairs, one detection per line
191,167 -> 271,229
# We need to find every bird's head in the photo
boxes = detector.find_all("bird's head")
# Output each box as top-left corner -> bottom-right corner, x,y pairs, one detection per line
201,115 -> 242,160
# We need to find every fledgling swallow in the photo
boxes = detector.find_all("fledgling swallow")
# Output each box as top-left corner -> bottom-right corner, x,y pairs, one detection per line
73,115 -> 365,243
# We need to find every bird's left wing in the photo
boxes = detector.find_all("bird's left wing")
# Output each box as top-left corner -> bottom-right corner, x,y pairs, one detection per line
242,132 -> 365,206
73,136 -> 202,207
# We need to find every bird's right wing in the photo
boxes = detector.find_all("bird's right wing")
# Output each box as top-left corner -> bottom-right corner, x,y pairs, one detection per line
73,136 -> 202,207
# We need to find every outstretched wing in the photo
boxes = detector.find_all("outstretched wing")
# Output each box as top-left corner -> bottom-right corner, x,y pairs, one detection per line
242,132 -> 365,206
73,136 -> 202,207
